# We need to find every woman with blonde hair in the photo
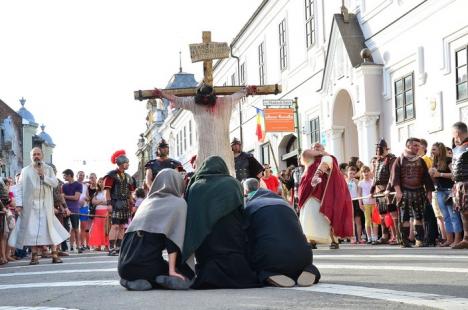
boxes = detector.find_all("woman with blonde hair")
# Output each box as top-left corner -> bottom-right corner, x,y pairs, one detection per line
430,142 -> 462,246
89,178 -> 109,251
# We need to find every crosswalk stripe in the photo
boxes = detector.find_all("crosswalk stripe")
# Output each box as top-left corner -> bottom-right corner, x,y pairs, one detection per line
291,284 -> 468,309
0,280 -> 120,290
317,264 -> 468,273
0,260 -> 117,271
0,268 -> 116,277
314,254 -> 468,260
2,264 -> 467,278
2,280 -> 468,309
0,307 -> 78,310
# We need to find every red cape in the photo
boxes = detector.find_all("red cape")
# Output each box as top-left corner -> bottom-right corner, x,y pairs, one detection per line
298,155 -> 354,238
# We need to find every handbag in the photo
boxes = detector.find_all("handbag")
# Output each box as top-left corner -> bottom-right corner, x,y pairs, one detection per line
371,205 -> 381,225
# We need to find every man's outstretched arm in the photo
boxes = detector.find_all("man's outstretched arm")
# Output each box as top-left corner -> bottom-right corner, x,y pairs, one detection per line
153,88 -> 195,111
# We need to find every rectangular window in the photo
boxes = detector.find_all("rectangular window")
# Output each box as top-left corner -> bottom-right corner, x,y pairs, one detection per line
231,73 -> 237,86
456,46 -> 468,102
179,131 -> 183,155
305,0 -> 315,48
258,42 -> 265,85
310,117 -> 320,144
279,19 -> 288,71
189,120 -> 193,146
183,126 -> 187,151
261,143 -> 270,165
394,73 -> 415,123
240,62 -> 246,85
176,133 -> 180,156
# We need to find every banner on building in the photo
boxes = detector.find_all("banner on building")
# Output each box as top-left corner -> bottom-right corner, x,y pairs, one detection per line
264,108 -> 295,132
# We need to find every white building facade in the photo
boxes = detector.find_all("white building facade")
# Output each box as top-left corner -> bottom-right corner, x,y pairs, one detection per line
207,0 -> 468,171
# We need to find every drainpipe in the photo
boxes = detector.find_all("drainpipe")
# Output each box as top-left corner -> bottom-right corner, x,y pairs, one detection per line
230,45 -> 243,143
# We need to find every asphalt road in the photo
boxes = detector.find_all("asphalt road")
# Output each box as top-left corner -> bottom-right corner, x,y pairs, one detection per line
1,245 -> 467,310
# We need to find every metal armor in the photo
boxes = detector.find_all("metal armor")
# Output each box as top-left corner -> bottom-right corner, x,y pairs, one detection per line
452,143 -> 468,182
235,152 -> 251,181
400,157 -> 425,189
107,170 -> 133,201
146,158 -> 181,180
374,154 -> 395,187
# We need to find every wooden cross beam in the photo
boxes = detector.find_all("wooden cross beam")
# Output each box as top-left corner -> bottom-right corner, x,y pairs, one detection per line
134,31 -> 282,101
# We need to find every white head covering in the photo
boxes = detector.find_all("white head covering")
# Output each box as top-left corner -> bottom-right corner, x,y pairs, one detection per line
126,168 -> 187,251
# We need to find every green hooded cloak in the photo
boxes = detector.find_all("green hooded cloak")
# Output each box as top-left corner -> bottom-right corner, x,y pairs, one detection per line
182,156 -> 244,262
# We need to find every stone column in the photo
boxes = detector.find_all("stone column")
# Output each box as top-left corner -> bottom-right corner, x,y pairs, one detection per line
353,113 -> 380,165
326,126 -> 345,163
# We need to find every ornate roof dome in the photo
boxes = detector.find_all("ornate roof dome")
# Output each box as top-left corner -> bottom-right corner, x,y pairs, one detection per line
38,124 -> 55,146
17,97 -> 36,123
165,72 -> 198,89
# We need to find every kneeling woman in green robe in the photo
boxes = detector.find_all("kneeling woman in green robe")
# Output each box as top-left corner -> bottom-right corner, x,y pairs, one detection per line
182,156 -> 259,289
118,169 -> 193,291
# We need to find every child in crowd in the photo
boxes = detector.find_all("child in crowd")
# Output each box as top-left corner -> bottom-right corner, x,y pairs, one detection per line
132,188 -> 146,216
346,166 -> 364,244
358,166 -> 378,244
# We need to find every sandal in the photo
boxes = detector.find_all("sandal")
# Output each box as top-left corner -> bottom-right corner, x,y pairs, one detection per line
29,253 -> 40,265
51,251 -> 63,264
329,242 -> 339,249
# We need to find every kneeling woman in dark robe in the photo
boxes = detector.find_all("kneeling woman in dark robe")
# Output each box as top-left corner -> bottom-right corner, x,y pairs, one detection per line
182,156 -> 259,289
243,178 -> 321,287
118,169 -> 193,290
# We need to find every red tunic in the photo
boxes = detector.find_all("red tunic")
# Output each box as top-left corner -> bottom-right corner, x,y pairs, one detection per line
298,156 -> 354,238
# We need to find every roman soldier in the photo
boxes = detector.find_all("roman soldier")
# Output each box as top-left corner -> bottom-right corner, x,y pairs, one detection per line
144,139 -> 182,191
231,138 -> 264,182
390,138 -> 434,248
104,150 -> 136,256
451,122 -> 468,249
371,138 -> 398,244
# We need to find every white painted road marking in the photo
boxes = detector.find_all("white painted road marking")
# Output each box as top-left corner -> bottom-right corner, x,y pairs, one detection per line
1,264 -> 467,278
1,280 -> 468,309
315,254 -> 468,260
292,284 -> 468,310
0,268 -> 116,277
317,264 -> 468,273
0,307 -> 78,310
0,260 -> 117,271
0,280 -> 120,290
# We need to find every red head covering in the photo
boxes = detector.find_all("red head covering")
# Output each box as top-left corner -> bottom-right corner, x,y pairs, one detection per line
111,150 -> 126,164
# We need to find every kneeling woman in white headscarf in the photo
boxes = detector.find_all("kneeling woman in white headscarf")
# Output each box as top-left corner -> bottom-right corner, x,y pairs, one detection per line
118,169 -> 193,291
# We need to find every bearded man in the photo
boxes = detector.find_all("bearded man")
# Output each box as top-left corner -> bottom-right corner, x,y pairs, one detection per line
298,143 -> 353,249
154,83 -> 256,176
8,147 -> 69,265
390,138 -> 434,248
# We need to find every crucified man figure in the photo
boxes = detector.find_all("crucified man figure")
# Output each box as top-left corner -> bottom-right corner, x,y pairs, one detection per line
153,84 -> 256,176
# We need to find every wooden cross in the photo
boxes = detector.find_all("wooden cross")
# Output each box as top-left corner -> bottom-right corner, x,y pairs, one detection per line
134,31 -> 281,100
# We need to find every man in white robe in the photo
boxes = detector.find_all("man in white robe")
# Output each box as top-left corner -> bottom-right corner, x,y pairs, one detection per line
8,147 -> 70,265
